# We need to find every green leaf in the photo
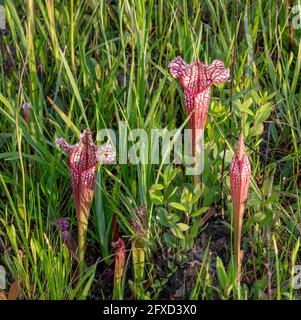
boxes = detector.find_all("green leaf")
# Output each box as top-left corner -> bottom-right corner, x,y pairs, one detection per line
156,208 -> 179,227
95,171 -> 109,258
192,184 -> 202,204
149,189 -> 164,205
150,184 -> 165,191
190,207 -> 210,217
176,223 -> 189,231
254,103 -> 272,125
260,210 -> 273,228
163,233 -> 177,248
249,123 -> 264,136
168,202 -> 187,211
253,211 -> 265,223
166,185 -> 178,200
189,220 -> 200,239
236,98 -> 254,116
78,265 -> 97,300
47,97 -> 80,136
264,191 -> 280,206
59,48 -> 89,128
162,165 -> 177,186
170,227 -> 185,240
216,256 -> 228,291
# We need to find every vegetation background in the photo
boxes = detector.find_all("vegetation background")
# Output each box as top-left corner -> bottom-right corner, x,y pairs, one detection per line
0,0 -> 300,300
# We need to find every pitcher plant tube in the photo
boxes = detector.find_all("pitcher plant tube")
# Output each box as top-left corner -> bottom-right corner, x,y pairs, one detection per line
112,238 -> 126,300
169,57 -> 229,186
57,130 -> 116,275
22,102 -> 31,125
230,133 -> 251,280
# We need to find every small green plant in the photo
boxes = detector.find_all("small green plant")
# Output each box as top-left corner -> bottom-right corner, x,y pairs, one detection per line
149,165 -> 208,251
